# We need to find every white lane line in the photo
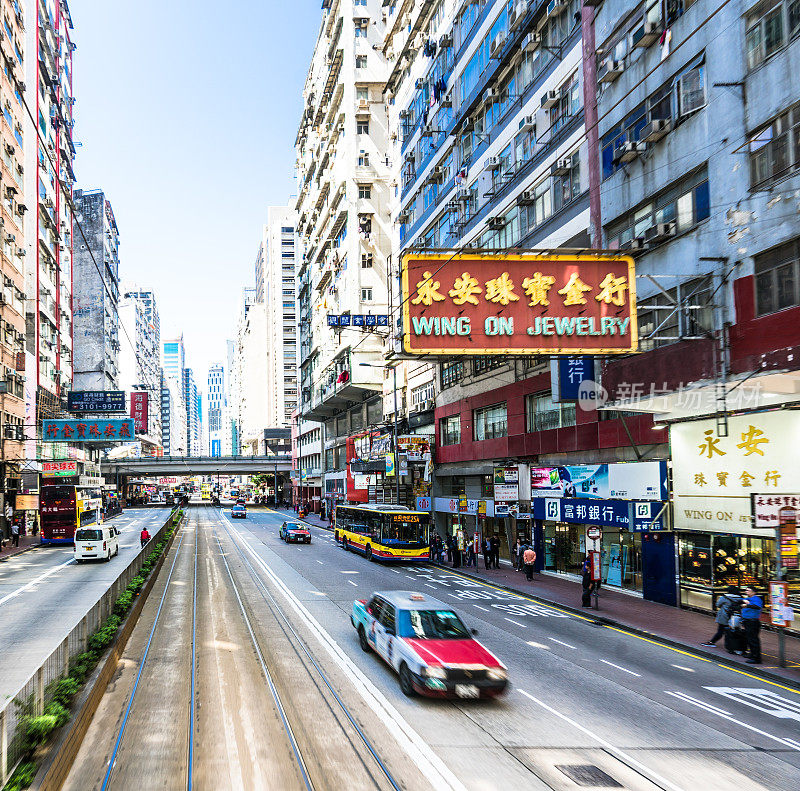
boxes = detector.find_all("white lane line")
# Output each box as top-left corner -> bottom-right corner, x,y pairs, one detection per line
519,689 -> 688,791
348,580 -> 358,587
222,515 -> 468,791
548,637 -> 577,649
404,574 -> 415,579
504,617 -> 526,628
671,664 -> 696,673
527,641 -> 551,650
390,569 -> 401,574
664,691 -> 800,753
0,557 -> 76,606
472,605 -> 490,612
340,571 -> 359,574
600,659 -> 641,677
424,583 -> 437,589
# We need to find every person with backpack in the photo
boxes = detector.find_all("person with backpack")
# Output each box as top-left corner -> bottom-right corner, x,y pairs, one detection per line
741,587 -> 763,664
702,586 -> 743,647
140,527 -> 151,548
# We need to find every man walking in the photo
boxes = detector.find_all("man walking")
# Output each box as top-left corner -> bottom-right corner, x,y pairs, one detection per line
513,538 -> 523,571
701,586 -> 743,648
140,527 -> 151,549
741,586 -> 763,664
491,534 -> 500,569
581,556 -> 596,607
11,518 -> 19,548
482,537 -> 491,570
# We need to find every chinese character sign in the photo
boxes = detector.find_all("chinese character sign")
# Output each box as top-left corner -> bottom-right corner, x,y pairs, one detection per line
401,253 -> 637,355
42,419 -> 136,443
130,392 -> 149,434
67,391 -> 126,412
671,412 -> 800,534
42,460 -> 78,477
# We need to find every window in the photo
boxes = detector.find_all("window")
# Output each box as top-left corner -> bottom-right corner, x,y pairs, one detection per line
440,415 -> 461,445
412,380 -> 435,405
472,356 -> 505,376
636,276 -> 713,351
474,403 -> 507,441
525,392 -> 576,432
440,360 -> 464,389
746,0 -> 799,69
356,86 -> 369,101
281,226 -> 294,233
755,238 -> 800,316
358,151 -> 370,167
358,184 -> 371,199
356,55 -> 367,68
357,119 -> 369,134
361,287 -> 373,302
749,103 -> 800,188
677,64 -> 705,117
361,253 -> 373,268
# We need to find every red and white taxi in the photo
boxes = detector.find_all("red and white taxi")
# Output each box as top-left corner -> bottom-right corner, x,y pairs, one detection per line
351,591 -> 508,698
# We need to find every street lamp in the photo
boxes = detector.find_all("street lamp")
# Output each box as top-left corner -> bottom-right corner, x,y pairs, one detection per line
359,361 -> 401,506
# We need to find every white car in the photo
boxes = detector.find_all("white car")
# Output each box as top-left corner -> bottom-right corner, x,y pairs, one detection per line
74,525 -> 120,562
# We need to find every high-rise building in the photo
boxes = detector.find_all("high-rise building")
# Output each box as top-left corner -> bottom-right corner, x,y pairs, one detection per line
23,0 -> 76,425
161,371 -> 187,456
260,204 -> 299,427
119,285 -> 161,451
72,189 -> 121,391
0,0 -> 30,536
182,367 -> 201,456
226,338 -> 238,454
162,336 -> 186,383
234,287 -> 269,455
296,0 -> 391,505
207,363 -> 230,457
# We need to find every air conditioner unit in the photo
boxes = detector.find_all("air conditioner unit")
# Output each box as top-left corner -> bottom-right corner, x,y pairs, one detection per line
643,222 -> 676,244
404,151 -> 415,162
614,140 -> 645,163
490,32 -> 506,56
631,20 -> 659,49
598,59 -> 624,83
429,166 -> 445,181
640,118 -> 672,143
487,216 -> 505,230
483,87 -> 500,104
518,115 -> 535,134
441,93 -> 452,108
521,32 -> 541,52
439,34 -> 453,48
545,0 -> 565,18
447,200 -> 461,210
4,233 -> 13,244
541,90 -> 559,109
456,189 -> 471,203
516,191 -> 535,206
357,98 -> 369,110
397,211 -> 411,223
619,237 -> 645,251
415,78 -> 424,89
420,398 -> 434,411
550,157 -> 572,176
483,156 -> 501,171
509,1 -> 529,30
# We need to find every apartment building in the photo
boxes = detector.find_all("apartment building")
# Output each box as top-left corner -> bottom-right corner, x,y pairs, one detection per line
207,363 -> 233,456
160,371 -> 187,456
260,204 -> 300,427
23,0 -> 76,429
72,189 -> 120,392
0,0 -> 29,535
119,285 -> 162,451
182,366 -> 202,456
296,0 -> 393,510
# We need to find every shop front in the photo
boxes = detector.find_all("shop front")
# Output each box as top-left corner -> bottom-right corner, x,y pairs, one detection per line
434,496 -> 514,561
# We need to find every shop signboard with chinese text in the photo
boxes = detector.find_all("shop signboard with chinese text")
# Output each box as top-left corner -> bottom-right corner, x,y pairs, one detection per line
401,253 -> 637,355
435,497 -> 496,517
67,391 -> 126,413
42,419 -> 136,442
533,498 -> 665,531
672,412 -> 800,534
493,466 -> 519,502
551,356 -> 595,401
397,435 -> 433,461
415,496 -> 431,511
530,461 -> 666,500
42,460 -> 78,477
131,392 -> 149,434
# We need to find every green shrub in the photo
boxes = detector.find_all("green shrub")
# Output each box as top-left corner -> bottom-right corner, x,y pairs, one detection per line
69,651 -> 97,681
51,677 -> 80,706
4,761 -> 37,791
114,591 -> 133,615
25,714 -> 60,743
43,700 -> 70,728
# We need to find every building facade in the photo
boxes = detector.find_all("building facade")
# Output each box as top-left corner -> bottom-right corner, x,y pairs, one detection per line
160,371 -> 187,456
72,189 -> 120,392
207,363 -> 231,457
182,366 -> 202,457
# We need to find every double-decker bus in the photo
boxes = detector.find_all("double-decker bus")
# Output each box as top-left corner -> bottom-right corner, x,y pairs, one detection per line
334,504 -> 430,562
40,485 -> 104,545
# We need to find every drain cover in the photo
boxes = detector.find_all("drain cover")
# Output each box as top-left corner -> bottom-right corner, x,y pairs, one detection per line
555,764 -> 623,787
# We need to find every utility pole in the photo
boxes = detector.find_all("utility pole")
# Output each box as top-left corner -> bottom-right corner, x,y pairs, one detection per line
392,363 -> 400,506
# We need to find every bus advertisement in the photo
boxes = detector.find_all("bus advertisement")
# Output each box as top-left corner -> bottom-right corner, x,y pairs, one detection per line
334,504 -> 430,562
40,485 -> 103,545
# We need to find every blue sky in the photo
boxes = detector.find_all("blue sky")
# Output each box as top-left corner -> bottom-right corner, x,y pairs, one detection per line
70,0 -> 321,389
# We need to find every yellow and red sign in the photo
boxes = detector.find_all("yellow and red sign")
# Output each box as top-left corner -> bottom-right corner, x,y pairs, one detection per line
401,252 -> 637,355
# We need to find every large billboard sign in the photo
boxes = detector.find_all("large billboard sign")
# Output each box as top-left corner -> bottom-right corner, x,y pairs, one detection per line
401,253 -> 637,355
42,419 -> 135,442
67,391 -> 126,413
131,391 -> 149,434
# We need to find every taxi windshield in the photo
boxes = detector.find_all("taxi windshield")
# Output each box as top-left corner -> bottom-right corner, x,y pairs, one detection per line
286,523 -> 305,530
397,609 -> 471,640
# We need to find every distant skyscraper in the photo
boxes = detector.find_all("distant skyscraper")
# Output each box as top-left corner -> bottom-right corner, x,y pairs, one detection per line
162,336 -> 186,383
183,367 -> 201,456
207,364 -> 227,457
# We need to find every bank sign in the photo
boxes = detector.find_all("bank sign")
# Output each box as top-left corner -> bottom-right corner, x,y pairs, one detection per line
401,253 -> 637,355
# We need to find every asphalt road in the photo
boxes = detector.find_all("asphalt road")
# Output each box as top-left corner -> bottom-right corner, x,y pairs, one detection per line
0,507 -> 171,699
65,505 -> 800,791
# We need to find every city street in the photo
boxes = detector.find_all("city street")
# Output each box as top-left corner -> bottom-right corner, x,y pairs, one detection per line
0,507 -> 171,699
67,506 -> 800,790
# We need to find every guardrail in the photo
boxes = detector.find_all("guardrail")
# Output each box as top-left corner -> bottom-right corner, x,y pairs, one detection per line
0,508 -> 181,785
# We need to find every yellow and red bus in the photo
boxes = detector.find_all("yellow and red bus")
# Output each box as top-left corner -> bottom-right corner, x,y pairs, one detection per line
334,504 -> 430,562
40,485 -> 103,545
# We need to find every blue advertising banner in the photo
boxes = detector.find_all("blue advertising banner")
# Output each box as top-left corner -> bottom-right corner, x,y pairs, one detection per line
531,461 -> 668,501
42,419 -> 135,442
534,497 -> 665,531
211,439 -> 221,457
67,391 -> 126,413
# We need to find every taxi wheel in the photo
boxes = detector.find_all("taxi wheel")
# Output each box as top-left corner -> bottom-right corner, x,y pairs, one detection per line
399,663 -> 416,697
358,626 -> 371,653
365,545 -> 373,562
105,551 -> 111,562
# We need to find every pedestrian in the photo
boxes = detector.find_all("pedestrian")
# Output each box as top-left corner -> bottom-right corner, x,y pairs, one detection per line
741,586 -> 763,664
11,518 -> 19,548
482,538 -> 491,570
140,528 -> 151,549
523,545 -> 536,581
466,537 -> 475,567
437,536 -> 445,565
446,535 -> 453,564
701,586 -> 743,647
491,534 -> 500,569
513,538 -> 523,571
581,556 -> 596,607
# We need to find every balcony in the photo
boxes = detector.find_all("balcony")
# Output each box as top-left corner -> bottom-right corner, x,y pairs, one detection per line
303,349 -> 383,421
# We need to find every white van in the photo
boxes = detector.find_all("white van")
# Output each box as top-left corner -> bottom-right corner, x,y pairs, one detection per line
74,526 -> 120,562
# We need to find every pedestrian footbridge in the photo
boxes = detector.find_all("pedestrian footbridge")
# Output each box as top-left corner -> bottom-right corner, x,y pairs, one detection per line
102,455 -> 292,477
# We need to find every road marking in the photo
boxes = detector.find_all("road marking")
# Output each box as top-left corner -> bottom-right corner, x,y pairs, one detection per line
504,617 -> 526,628
665,691 -> 800,752
348,580 -> 358,587
340,571 -> 359,574
424,584 -> 437,589
704,687 -> 800,723
600,659 -> 641,677
671,664 -> 696,672
0,557 -> 75,606
390,569 -> 401,574
519,689 -> 688,791
309,591 -> 327,596
316,560 -> 324,564
548,638 -> 577,649
527,641 -> 550,650
472,605 -> 490,612
222,516 -> 469,791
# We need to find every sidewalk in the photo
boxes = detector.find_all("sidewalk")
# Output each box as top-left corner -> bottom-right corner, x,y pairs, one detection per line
281,508 -> 800,687
0,532 -> 40,561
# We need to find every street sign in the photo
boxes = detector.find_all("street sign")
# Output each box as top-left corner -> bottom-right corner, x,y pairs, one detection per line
67,391 -> 126,413
587,526 -> 602,541
769,581 -> 791,627
42,460 -> 78,477
328,314 -> 389,327
590,550 -> 602,582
